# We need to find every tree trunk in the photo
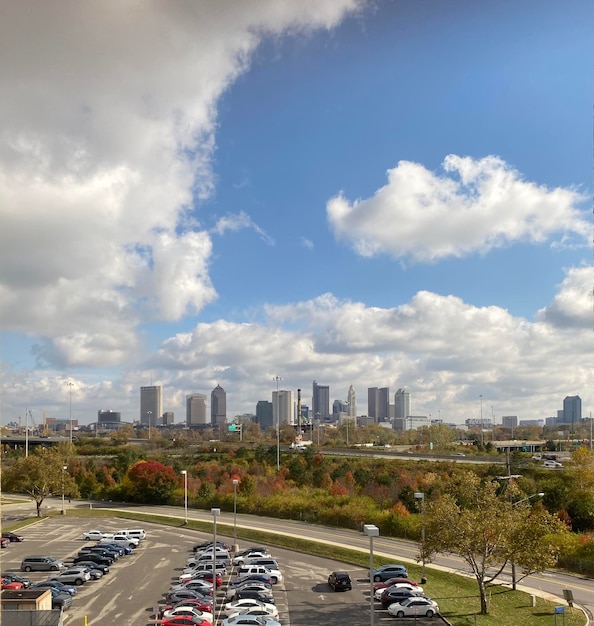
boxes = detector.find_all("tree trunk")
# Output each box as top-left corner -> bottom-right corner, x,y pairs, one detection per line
478,578 -> 489,614
36,499 -> 42,517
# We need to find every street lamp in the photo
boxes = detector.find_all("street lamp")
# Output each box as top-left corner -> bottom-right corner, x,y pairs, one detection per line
363,524 -> 379,626
181,470 -> 188,523
316,412 -> 321,446
414,492 -> 427,583
61,466 -> 67,515
273,376 -> 282,472
232,479 -> 239,552
68,382 -> 74,444
211,508 -> 220,605
147,411 -> 152,440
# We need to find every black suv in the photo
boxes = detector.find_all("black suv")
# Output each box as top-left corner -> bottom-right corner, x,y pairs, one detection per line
328,570 -> 352,591
380,588 -> 425,608
234,589 -> 275,605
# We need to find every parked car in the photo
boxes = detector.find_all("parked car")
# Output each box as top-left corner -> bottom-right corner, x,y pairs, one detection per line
224,599 -> 279,619
375,582 -> 423,600
0,538 -> 9,549
242,558 -> 279,571
82,530 -> 110,541
226,582 -> 272,600
221,616 -> 280,626
80,566 -> 103,580
2,531 -> 24,542
49,567 -> 91,586
99,534 -> 139,548
179,571 -> 221,586
387,597 -> 440,618
73,554 -> 111,568
162,606 -> 213,623
32,580 -> 77,596
117,528 -> 146,541
228,575 -> 272,589
47,587 -> 73,610
75,559 -> 110,575
327,570 -> 352,591
231,590 -> 275,605
1,578 -> 24,590
170,581 -> 214,595
231,549 -> 270,566
159,599 -> 213,618
227,607 -> 280,622
373,577 -> 419,592
193,540 -> 230,552
371,564 -> 408,582
101,541 -> 131,555
380,588 -> 425,608
236,565 -> 282,584
161,617 -> 210,626
166,589 -> 212,604
1,574 -> 32,588
21,556 -> 64,572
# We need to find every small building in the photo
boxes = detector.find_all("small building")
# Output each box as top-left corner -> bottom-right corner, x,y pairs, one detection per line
2,588 -> 63,625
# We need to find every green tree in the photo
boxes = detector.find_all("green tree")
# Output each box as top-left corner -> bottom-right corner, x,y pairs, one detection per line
421,474 -> 567,615
1,449 -> 79,516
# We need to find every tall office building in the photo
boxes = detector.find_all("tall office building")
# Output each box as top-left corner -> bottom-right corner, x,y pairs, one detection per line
347,385 -> 357,419
332,399 -> 349,419
312,381 -> 330,421
162,412 -> 174,425
368,387 -> 379,421
502,415 -> 518,430
395,388 -> 411,419
273,389 -> 294,426
256,400 -> 273,429
379,387 -> 390,421
186,393 -> 207,426
211,385 -> 227,426
562,395 -> 582,427
140,385 -> 163,427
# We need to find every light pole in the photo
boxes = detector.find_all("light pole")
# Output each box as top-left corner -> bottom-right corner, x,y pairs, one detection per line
316,412 -> 321,446
61,465 -> 67,515
211,507 -> 220,607
414,492 -> 426,583
68,382 -> 74,444
181,470 -> 188,523
232,479 -> 239,552
147,411 -> 152,440
273,376 -> 282,472
364,524 -> 379,626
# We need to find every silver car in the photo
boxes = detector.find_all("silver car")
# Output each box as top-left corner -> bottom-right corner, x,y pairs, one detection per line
49,567 -> 91,586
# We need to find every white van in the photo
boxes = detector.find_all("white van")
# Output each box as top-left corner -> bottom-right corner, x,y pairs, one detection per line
119,529 -> 146,541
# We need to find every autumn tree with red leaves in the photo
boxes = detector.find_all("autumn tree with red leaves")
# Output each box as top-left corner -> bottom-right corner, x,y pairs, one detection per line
124,460 -> 178,504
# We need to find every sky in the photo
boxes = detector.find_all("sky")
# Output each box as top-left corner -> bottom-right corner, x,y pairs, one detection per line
0,0 -> 591,427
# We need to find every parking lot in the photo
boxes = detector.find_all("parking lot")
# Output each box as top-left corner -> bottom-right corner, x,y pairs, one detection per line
0,516 -> 446,625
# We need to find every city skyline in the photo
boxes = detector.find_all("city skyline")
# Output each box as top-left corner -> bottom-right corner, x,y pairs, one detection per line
1,1 -> 590,427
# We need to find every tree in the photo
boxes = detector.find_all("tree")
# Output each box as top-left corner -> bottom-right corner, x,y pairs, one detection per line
421,473 -> 567,614
1,449 -> 79,516
124,460 -> 177,504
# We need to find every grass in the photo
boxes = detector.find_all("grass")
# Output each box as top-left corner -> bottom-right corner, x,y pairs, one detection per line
5,508 -> 586,626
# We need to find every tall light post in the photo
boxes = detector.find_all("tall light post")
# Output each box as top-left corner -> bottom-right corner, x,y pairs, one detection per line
68,381 -> 74,444
211,507 -> 220,607
273,376 -> 282,472
147,411 -> 152,440
414,492 -> 426,583
363,524 -> 379,626
232,479 -> 239,552
316,412 -> 321,446
181,470 -> 188,523
61,465 -> 67,515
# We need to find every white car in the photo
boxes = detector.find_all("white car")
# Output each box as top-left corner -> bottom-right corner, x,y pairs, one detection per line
387,597 -> 439,618
162,606 -> 214,622
171,580 -> 214,594
232,551 -> 270,566
82,530 -> 109,541
223,599 -> 278,618
375,582 -> 423,600
236,564 -> 282,584
221,616 -> 280,626
178,571 -> 215,585
227,606 -> 280,621
99,535 -> 138,549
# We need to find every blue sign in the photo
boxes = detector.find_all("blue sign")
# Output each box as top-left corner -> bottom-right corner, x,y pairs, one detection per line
555,607 -> 565,614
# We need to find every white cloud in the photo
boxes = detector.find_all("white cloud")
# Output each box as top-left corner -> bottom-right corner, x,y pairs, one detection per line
300,237 -> 314,250
0,0 -> 362,367
212,211 -> 275,245
536,266 -> 593,329
327,155 -> 589,262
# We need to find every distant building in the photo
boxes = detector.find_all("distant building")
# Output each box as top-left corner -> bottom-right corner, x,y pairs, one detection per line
332,399 -> 349,419
502,416 -> 518,430
395,388 -> 411,420
519,419 -> 544,427
562,395 -> 582,428
273,389 -> 294,426
347,385 -> 357,419
140,386 -> 163,427
394,415 -> 430,431
465,418 -> 493,429
256,400 -> 273,429
368,387 -> 378,421
162,411 -> 174,425
379,387 -> 390,420
98,410 -> 121,425
211,385 -> 227,426
312,381 -> 330,421
186,393 -> 207,427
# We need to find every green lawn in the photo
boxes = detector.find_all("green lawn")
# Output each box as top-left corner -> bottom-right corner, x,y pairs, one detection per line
5,508 -> 586,626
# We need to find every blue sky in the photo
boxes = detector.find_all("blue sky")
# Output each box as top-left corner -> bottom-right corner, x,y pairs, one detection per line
0,0 -> 590,426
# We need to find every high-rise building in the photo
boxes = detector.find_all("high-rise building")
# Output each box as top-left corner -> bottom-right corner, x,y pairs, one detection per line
562,395 -> 582,428
273,389 -> 294,426
347,385 -> 357,419
186,393 -> 207,426
332,399 -> 349,419
98,410 -> 120,425
379,387 -> 390,421
162,412 -> 174,425
502,415 -> 518,430
256,401 -> 273,429
368,387 -> 379,421
312,381 -> 330,421
211,385 -> 227,426
140,385 -> 163,427
395,388 -> 411,419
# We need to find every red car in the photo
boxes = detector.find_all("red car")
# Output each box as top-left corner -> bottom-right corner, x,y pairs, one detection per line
0,538 -> 9,549
1,578 -> 24,590
191,571 -> 223,586
373,577 -> 419,592
159,599 -> 213,619
161,616 -> 210,626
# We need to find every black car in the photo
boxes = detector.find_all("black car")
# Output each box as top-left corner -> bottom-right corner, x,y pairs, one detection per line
73,554 -> 111,568
228,575 -> 272,588
98,542 -> 127,555
233,589 -> 275,605
380,588 -> 425,609
166,589 -> 211,604
328,570 -> 352,592
74,560 -> 110,575
2,532 -> 24,542
79,548 -> 116,562
1,573 -> 31,588
193,540 -> 230,553
47,587 -> 72,610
